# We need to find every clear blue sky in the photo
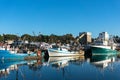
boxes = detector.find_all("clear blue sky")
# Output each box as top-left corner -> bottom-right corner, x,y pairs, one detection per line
0,0 -> 120,37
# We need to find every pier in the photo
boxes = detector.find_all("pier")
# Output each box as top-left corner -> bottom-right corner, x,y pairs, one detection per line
24,56 -> 42,60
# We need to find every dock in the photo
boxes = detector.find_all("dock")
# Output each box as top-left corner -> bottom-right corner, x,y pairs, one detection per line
24,56 -> 42,60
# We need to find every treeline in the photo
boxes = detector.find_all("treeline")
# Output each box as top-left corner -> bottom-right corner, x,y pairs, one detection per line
113,36 -> 120,43
0,34 -> 76,44
1,34 -> 120,44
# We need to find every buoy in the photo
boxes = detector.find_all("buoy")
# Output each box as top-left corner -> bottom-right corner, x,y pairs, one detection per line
37,50 -> 41,56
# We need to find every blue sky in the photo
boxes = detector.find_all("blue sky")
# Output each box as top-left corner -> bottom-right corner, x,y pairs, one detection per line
0,0 -> 120,37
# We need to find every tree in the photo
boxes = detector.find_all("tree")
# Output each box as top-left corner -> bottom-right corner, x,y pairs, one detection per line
21,34 -> 33,42
61,34 -> 75,44
0,33 -> 77,44
3,34 -> 18,41
0,35 -> 3,42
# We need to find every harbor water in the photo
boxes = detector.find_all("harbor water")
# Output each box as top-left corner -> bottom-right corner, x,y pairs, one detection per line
0,55 -> 120,80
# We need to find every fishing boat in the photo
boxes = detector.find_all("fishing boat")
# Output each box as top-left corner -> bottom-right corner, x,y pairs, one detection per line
91,32 -> 117,55
47,46 -> 83,57
0,50 -> 37,60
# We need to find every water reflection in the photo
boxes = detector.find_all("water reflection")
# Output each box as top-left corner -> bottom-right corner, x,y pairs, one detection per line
28,60 -> 43,71
0,54 -> 120,80
45,56 -> 85,80
90,55 -> 116,69
0,60 -> 37,79
0,56 -> 85,80
47,56 -> 85,69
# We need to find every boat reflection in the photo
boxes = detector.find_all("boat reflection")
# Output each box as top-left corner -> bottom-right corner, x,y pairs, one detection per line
0,60 -> 37,77
0,56 -> 84,77
90,54 -> 116,69
45,56 -> 85,69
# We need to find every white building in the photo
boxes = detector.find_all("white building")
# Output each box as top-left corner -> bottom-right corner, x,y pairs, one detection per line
98,32 -> 109,41
97,32 -> 109,45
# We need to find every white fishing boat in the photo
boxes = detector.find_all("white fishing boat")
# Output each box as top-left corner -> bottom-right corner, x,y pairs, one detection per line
48,46 -> 83,57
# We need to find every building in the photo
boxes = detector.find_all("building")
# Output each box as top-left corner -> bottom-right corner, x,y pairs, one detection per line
77,32 -> 92,45
98,32 -> 109,41
97,32 -> 109,45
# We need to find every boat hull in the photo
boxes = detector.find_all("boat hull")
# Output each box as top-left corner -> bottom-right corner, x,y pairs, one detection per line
48,49 -> 83,57
48,52 -> 81,57
0,50 -> 37,60
91,46 -> 117,55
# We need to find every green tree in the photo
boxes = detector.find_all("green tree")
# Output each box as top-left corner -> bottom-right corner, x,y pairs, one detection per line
0,35 -> 3,42
3,34 -> 18,41
21,34 -> 33,42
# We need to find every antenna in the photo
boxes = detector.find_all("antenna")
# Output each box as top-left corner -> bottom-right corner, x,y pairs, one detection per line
32,31 -> 36,36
